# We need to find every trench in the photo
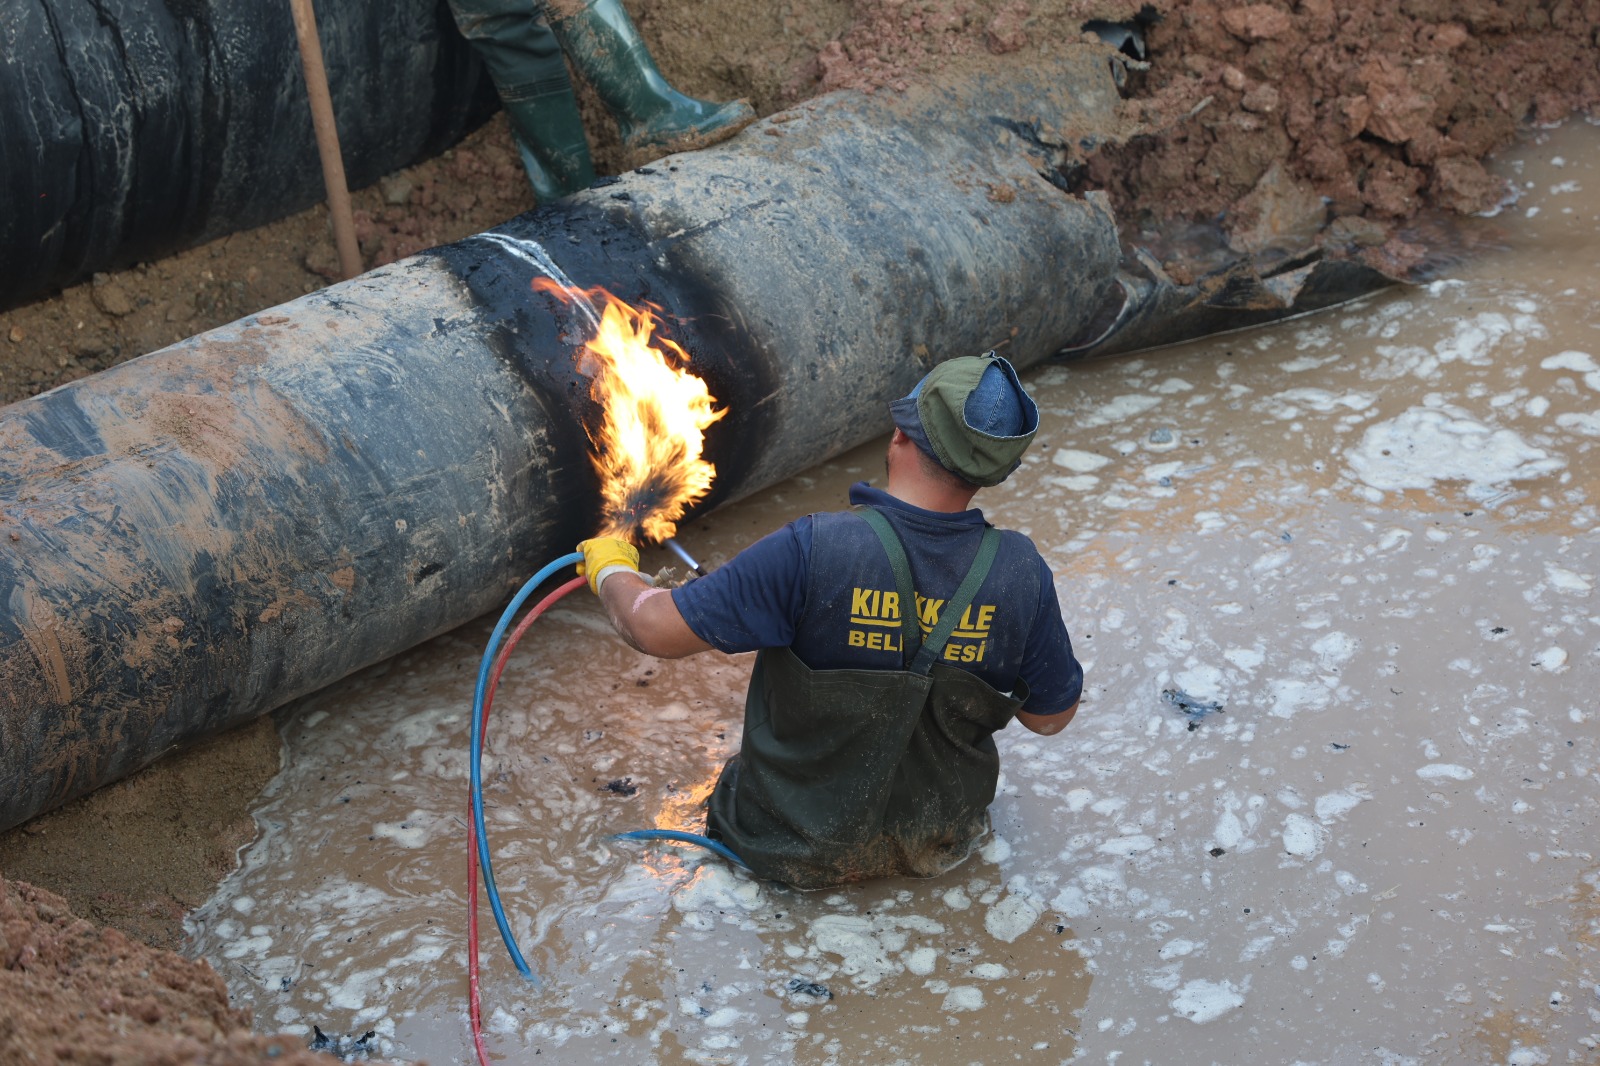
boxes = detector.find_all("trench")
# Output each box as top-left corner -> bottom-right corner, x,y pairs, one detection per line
0,54 -> 1140,834
182,122 -> 1600,1064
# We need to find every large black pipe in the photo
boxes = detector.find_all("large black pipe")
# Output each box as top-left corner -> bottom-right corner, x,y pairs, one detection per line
0,0 -> 495,311
0,46 -> 1392,831
1065,247 -> 1394,359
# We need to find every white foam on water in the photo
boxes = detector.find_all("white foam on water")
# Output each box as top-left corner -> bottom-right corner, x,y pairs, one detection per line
1252,548 -> 1292,575
802,910 -> 947,989
1053,448 -> 1112,472
1209,794 -> 1263,852
1280,814 -> 1325,859
1223,646 -> 1264,672
1142,460 -> 1184,483
370,811 -> 434,849
1416,764 -> 1474,782
654,700 -> 692,721
941,986 -> 984,1011
940,885 -> 972,909
983,891 -> 1042,943
1170,978 -> 1245,1023
1259,387 -> 1376,419
1172,664 -> 1225,698
1555,409 -> 1600,434
1540,349 -> 1598,373
1310,631 -> 1356,670
978,834 -> 1012,865
383,705 -> 457,749
1097,834 -> 1156,857
1544,564 -> 1593,592
1532,645 -> 1569,671
1346,406 -> 1564,494
1373,310 -> 1537,379
1313,788 -> 1368,822
1079,394 -> 1164,428
219,933 -> 273,960
1267,678 -> 1333,719
1279,353 -> 1340,373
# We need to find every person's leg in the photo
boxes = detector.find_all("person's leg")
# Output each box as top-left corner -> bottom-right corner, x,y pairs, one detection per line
446,0 -> 596,199
543,0 -> 755,164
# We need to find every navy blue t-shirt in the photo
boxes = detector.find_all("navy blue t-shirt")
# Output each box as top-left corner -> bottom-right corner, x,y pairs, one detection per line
672,483 -> 1082,715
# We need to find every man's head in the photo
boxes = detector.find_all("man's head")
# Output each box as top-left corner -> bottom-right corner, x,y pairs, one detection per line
889,352 -> 1039,488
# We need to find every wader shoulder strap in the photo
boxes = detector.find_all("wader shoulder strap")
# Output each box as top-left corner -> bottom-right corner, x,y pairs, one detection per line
911,526 -> 999,675
858,508 -> 1002,676
858,507 -> 921,666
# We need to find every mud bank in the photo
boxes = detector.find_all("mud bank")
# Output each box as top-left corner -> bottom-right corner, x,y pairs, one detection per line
1090,0 -> 1600,231
0,873 -> 333,1065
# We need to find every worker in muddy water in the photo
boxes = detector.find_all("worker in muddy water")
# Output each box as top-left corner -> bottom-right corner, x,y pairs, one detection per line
578,352 -> 1084,890
445,0 -> 754,202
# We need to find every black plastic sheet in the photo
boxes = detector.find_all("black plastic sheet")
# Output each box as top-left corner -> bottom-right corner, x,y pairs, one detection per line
0,0 -> 496,310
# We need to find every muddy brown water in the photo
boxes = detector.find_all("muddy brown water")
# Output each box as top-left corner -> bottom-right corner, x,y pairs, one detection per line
188,123 -> 1600,1065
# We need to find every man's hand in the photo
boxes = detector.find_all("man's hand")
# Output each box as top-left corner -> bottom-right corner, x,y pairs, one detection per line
577,537 -> 712,658
577,537 -> 640,595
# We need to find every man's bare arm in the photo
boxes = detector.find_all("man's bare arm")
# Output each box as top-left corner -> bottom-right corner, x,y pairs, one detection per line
596,571 -> 713,658
1014,701 -> 1078,736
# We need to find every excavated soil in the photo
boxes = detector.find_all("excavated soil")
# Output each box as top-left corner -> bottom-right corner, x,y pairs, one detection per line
1,0 -> 1597,1062
1086,0 -> 1600,275
0,873 -> 333,1065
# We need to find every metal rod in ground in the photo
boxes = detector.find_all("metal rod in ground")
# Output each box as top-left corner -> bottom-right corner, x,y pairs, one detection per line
664,538 -> 703,576
289,0 -> 362,279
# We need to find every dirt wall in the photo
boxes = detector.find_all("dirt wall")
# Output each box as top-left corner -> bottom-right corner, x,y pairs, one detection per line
1,872 -> 336,1065
1086,0 -> 1600,274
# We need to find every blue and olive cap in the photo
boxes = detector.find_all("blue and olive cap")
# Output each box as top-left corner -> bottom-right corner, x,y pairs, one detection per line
888,351 -> 1040,486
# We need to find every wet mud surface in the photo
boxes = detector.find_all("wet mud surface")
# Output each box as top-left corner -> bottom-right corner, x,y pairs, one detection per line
0,717 -> 280,953
181,125 -> 1600,1063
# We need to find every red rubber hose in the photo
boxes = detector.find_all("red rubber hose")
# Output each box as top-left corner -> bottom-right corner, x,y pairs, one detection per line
468,575 -> 587,1065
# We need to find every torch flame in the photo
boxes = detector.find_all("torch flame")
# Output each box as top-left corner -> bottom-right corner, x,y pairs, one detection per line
533,279 -> 726,543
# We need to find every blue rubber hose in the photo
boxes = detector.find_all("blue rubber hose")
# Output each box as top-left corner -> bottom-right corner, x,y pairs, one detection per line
470,551 -> 583,981
611,829 -> 748,868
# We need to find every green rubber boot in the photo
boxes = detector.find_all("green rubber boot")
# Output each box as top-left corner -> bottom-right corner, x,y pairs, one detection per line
446,0 -> 596,200
502,75 -> 597,201
545,0 -> 755,166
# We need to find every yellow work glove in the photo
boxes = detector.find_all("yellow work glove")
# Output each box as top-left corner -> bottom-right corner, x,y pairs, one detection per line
577,537 -> 641,595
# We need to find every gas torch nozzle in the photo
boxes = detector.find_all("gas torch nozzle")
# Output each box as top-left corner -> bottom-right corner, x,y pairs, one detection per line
663,538 -> 705,577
